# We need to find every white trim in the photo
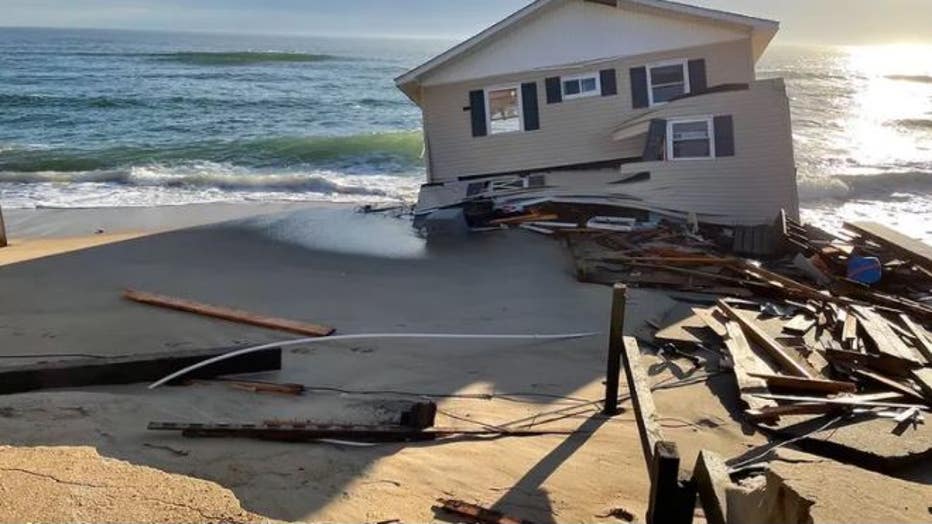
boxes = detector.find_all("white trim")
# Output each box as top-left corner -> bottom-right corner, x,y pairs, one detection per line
667,116 -> 716,160
561,71 -> 602,100
646,59 -> 690,107
484,84 -> 525,135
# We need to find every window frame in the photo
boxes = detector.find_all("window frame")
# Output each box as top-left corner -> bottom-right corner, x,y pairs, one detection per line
560,72 -> 601,101
666,116 -> 716,161
646,59 -> 690,107
484,84 -> 525,135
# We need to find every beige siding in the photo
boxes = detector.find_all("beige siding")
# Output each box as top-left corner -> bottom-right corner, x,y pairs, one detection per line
421,38 -> 755,182
614,79 -> 800,222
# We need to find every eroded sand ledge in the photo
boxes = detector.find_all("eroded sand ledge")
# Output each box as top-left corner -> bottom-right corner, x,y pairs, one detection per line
0,203 -> 926,523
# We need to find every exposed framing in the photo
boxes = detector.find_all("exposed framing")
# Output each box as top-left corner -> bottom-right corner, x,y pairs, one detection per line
646,58 -> 690,106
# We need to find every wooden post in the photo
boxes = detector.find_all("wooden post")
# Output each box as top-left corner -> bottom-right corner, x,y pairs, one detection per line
603,283 -> 627,415
0,201 -> 7,248
647,441 -> 696,524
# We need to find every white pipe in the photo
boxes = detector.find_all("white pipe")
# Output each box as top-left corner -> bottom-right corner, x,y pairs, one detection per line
148,332 -> 600,390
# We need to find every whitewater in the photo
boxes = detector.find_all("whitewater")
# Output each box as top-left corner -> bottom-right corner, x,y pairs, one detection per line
0,29 -> 930,240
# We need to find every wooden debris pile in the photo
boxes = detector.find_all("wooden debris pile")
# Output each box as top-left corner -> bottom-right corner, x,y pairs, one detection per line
565,214 -> 932,469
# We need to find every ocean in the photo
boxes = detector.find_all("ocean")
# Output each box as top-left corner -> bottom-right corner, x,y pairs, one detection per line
1,28 -> 930,240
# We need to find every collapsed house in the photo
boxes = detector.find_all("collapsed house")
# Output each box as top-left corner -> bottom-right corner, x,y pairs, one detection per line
396,0 -> 800,228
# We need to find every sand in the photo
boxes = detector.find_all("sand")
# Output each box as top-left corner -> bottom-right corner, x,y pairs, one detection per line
0,203 -> 768,523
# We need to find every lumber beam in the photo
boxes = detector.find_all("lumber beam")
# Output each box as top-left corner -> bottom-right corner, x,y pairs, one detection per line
692,450 -> 731,524
621,336 -> 664,466
0,346 -> 282,395
123,289 -> 334,337
603,283 -> 627,415
717,300 -> 815,379
748,372 -> 857,394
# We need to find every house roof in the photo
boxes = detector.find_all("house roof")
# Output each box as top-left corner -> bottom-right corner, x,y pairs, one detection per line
395,0 -> 779,101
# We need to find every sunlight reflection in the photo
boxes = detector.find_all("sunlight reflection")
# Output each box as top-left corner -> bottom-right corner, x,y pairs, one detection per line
839,44 -> 932,173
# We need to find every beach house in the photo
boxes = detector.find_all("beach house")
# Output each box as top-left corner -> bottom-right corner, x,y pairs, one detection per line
396,0 -> 800,226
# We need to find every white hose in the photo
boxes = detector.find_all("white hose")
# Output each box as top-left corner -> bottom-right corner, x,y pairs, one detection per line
148,332 -> 600,390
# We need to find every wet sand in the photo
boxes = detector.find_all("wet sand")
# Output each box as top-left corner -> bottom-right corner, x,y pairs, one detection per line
0,202 -> 765,523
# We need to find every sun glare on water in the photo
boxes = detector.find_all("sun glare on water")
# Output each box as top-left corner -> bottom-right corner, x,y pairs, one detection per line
839,44 -> 932,173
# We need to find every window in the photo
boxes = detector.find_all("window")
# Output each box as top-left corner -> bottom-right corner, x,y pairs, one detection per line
668,117 -> 714,160
561,73 -> 600,100
648,60 -> 689,105
487,86 -> 522,134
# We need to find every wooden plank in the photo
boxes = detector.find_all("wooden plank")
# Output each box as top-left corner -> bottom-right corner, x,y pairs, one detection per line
694,307 -> 727,338
0,346 -> 282,395
718,300 -> 815,379
721,320 -> 777,411
783,315 -> 816,336
622,336 -> 665,466
751,393 -> 928,410
911,368 -> 932,403
123,289 -> 335,337
852,306 -> 923,364
841,314 -> 859,350
745,403 -> 839,422
823,348 -> 920,379
848,368 -> 926,402
692,450 -> 731,524
748,373 -> 857,394
845,221 -> 932,272
899,314 -> 932,364
435,499 -> 534,524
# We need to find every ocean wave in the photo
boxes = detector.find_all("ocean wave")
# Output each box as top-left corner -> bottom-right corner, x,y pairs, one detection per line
886,74 -> 932,84
0,132 -> 424,173
149,51 -> 340,66
0,163 -> 407,196
799,171 -> 932,201
892,118 -> 932,130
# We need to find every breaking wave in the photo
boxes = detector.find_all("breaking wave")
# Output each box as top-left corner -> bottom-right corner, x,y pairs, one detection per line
886,74 -> 932,84
0,132 -> 424,173
150,51 -> 340,66
892,118 -> 932,130
799,171 -> 932,201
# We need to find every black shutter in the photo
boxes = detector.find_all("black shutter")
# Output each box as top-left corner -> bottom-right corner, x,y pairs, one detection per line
469,90 -> 487,137
688,59 -> 708,94
642,119 -> 667,161
521,82 -> 540,131
630,66 -> 649,108
714,115 -> 735,157
600,69 -> 617,96
545,77 -> 562,104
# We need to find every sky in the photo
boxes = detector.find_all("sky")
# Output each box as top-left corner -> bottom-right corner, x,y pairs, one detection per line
1,0 -> 930,45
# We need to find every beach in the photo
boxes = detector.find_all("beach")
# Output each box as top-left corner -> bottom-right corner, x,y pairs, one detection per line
0,202 -> 773,523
